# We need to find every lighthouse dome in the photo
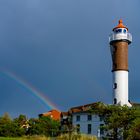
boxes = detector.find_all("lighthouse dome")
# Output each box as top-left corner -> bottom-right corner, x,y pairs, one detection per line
109,19 -> 132,44
113,19 -> 128,31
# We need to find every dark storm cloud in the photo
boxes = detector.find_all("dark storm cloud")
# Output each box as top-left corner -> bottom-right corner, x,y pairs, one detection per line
0,0 -> 140,117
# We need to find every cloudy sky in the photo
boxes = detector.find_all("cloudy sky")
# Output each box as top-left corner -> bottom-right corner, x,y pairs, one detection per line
0,0 -> 140,118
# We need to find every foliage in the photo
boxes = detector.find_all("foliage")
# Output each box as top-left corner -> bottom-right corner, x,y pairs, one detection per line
0,113 -> 27,137
0,113 -> 60,137
91,102 -> 140,140
27,116 -> 60,136
126,117 -> 140,140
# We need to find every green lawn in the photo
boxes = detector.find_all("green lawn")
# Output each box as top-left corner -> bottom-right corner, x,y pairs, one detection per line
0,136 -> 51,140
0,135 -> 97,140
0,138 -> 21,140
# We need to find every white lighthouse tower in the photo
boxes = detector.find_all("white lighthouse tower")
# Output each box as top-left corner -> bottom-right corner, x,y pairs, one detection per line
109,20 -> 132,107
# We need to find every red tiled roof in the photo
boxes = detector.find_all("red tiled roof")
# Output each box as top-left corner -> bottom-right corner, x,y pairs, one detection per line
39,109 -> 61,121
68,102 -> 100,113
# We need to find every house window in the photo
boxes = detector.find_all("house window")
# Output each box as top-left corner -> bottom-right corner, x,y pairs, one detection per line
76,124 -> 80,133
87,115 -> 92,121
87,124 -> 92,134
100,124 -> 104,135
100,116 -> 104,121
76,115 -> 80,121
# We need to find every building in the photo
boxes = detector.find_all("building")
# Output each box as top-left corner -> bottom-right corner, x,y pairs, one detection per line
39,109 -> 61,121
61,20 -> 133,137
109,19 -> 132,106
61,102 -> 104,137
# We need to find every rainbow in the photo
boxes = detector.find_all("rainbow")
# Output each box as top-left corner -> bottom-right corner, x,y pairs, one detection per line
0,70 -> 59,111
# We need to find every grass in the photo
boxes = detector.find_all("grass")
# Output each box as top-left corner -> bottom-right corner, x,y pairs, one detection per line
57,133 -> 97,140
0,134 -> 97,140
0,136 -> 50,140
0,138 -> 21,140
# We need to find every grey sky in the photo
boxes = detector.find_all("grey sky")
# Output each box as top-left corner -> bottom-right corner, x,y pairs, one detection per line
0,0 -> 140,118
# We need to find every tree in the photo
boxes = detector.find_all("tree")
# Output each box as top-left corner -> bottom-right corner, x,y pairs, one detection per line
127,117 -> 140,140
27,116 -> 60,136
91,103 -> 140,140
0,113 -> 60,137
13,114 -> 27,136
0,113 -> 13,137
27,118 -> 43,135
0,113 -> 27,137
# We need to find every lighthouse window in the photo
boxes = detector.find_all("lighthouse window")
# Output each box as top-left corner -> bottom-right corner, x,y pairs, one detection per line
113,83 -> 117,89
115,29 -> 122,33
118,29 -> 122,33
123,29 -> 126,33
114,98 -> 117,104
114,29 -> 118,33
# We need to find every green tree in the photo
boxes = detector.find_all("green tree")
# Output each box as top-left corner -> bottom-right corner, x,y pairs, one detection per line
27,118 -> 43,135
27,116 -> 60,136
13,114 -> 27,136
0,113 -> 12,136
0,113 -> 27,137
123,107 -> 140,140
91,102 -> 140,140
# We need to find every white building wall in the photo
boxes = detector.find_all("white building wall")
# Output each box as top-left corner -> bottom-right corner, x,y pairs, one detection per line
72,113 -> 101,136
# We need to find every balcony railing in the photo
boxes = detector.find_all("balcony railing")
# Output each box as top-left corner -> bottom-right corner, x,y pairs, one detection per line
109,33 -> 132,43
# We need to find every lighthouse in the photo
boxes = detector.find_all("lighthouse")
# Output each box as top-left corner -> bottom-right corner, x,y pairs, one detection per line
109,20 -> 132,107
